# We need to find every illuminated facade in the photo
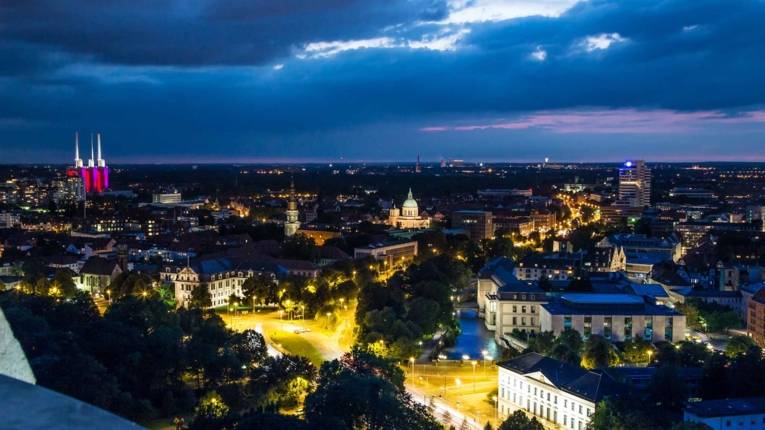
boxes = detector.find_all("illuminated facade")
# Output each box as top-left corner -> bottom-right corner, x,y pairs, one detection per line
618,160 -> 651,207
388,188 -> 430,229
284,178 -> 300,237
66,133 -> 109,194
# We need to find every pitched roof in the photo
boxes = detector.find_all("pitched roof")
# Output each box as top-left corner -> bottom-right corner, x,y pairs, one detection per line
80,257 -> 120,276
499,352 -> 624,403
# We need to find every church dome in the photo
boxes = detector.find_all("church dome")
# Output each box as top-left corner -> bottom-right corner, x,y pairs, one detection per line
402,188 -> 418,210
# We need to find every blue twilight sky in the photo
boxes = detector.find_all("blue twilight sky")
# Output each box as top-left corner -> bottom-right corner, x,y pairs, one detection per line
1,0 -> 765,163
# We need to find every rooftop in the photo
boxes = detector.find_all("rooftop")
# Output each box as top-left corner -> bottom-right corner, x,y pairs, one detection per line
499,352 -> 624,403
685,397 -> 765,418
542,293 -> 680,316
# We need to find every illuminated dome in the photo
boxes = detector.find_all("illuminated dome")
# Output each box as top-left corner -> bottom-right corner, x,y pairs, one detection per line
402,188 -> 418,210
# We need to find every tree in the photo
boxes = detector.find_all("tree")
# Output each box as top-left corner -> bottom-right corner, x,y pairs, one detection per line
621,338 -> 652,364
587,396 -> 655,430
548,330 -> 583,365
242,274 -> 277,307
677,341 -> 711,366
249,355 -> 317,410
725,335 -> 758,358
34,277 -> 50,295
190,284 -> 212,309
191,391 -> 230,430
484,236 -> 514,260
108,271 -> 154,299
581,335 -> 619,369
305,350 -> 440,430
646,366 -> 687,411
53,269 -> 77,298
527,331 -> 555,354
497,410 -> 543,430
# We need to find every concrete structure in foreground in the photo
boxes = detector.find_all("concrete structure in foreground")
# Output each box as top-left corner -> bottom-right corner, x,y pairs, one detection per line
0,374 -> 142,429
0,308 -> 140,429
498,352 -> 624,429
684,397 -> 765,430
540,293 -> 686,343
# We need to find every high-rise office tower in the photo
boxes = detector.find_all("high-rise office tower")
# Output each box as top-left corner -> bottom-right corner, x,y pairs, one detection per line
618,160 -> 651,207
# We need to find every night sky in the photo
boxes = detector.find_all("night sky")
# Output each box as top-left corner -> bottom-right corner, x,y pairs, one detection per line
2,0 -> 765,163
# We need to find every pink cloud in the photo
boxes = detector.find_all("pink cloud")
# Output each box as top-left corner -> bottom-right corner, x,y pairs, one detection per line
420,109 -> 765,134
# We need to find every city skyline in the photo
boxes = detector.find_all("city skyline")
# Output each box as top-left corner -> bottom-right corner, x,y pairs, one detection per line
2,0 -> 765,163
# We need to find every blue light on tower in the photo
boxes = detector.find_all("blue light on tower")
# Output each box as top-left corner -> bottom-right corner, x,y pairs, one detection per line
624,161 -> 633,167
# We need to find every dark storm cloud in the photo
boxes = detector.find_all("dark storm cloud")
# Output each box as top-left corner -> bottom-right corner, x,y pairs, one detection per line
1,0 -> 765,162
0,0 -> 448,67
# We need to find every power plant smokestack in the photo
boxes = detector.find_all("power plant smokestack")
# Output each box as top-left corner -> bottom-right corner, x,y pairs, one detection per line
88,134 -> 95,167
74,132 -> 83,168
97,133 -> 105,167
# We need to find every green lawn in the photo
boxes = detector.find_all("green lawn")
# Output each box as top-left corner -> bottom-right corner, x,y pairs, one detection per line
268,329 -> 325,367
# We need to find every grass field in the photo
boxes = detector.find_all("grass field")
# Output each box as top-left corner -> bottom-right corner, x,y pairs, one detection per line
269,328 -> 325,367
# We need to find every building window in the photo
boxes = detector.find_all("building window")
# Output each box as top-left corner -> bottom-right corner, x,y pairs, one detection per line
564,316 -> 573,330
604,317 -> 612,340
584,317 -> 592,338
624,317 -> 633,341
644,316 -> 653,340
665,317 -> 674,341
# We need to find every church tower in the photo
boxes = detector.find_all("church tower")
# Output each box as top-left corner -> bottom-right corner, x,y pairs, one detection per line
284,176 -> 300,237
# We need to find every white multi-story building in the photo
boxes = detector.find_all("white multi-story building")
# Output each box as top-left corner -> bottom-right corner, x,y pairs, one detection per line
539,293 -> 686,343
498,352 -> 624,429
478,258 -> 548,342
162,258 -> 274,308
618,160 -> 651,208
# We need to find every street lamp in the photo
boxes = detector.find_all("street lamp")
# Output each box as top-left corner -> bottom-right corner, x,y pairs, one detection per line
409,356 -> 415,380
471,360 -> 477,393
492,395 -> 498,422
647,349 -> 654,364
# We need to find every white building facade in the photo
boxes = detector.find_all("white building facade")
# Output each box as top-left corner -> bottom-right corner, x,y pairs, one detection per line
498,353 -> 623,430
539,294 -> 686,343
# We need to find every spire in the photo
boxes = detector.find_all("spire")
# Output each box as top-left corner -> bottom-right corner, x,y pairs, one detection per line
407,188 -> 413,200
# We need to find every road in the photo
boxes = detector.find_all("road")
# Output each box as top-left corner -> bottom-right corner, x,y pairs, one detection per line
222,310 -> 348,364
222,309 -> 498,429
407,383 -> 485,430
688,328 -> 730,352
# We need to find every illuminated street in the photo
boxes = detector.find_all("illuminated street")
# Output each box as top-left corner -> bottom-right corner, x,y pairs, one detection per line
405,361 -> 500,429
